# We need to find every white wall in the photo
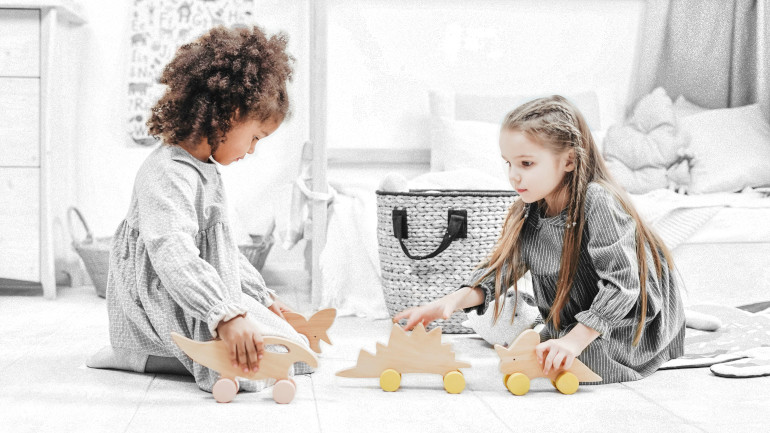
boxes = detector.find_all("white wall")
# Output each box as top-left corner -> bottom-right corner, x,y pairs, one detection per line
325,0 -> 646,151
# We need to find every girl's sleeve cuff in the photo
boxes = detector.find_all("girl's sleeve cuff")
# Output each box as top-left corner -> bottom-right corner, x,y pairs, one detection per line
206,301 -> 249,338
262,289 -> 276,308
574,309 -> 614,338
461,282 -> 493,315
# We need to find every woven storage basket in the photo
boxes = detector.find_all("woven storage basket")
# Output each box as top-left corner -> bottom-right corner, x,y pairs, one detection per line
239,233 -> 275,271
377,189 -> 517,333
68,207 -> 112,298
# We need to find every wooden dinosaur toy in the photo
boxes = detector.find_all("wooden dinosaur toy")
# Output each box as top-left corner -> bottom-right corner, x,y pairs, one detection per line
171,332 -> 318,404
336,323 -> 471,393
494,329 -> 602,395
283,308 -> 336,353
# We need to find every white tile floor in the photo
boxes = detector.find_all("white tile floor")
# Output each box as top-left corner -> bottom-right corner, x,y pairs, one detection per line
1,284 -> 769,433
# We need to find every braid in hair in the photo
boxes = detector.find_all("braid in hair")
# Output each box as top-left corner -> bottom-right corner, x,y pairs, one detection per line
547,104 -> 590,331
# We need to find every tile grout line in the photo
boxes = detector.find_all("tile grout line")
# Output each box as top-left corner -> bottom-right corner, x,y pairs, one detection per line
123,375 -> 156,433
310,373 -> 324,433
1,353 -> 28,372
1,311 -> 77,371
468,385 -> 515,433
619,382 -> 708,432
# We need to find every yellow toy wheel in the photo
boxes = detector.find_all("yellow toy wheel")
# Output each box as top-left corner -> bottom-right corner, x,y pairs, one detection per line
380,369 -> 401,392
554,371 -> 579,395
443,371 -> 465,394
505,373 -> 530,396
503,374 -> 510,387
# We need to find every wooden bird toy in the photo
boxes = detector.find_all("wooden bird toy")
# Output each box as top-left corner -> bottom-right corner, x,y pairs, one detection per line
171,332 -> 318,404
336,323 -> 471,394
495,329 -> 602,395
284,308 -> 336,353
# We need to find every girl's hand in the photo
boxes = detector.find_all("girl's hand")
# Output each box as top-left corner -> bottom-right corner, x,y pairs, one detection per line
216,314 -> 264,374
534,323 -> 599,375
392,299 -> 456,331
268,295 -> 295,320
535,337 -> 581,375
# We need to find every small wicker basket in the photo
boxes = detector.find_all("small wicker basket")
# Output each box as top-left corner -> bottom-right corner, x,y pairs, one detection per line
239,218 -> 276,270
68,207 -> 111,298
67,207 -> 275,298
239,233 -> 275,271
376,189 -> 517,333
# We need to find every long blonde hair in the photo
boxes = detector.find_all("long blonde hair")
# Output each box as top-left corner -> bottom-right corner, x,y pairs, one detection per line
474,95 -> 674,346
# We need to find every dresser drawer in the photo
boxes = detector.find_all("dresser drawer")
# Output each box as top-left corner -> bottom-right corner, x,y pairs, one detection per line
0,168 -> 40,282
0,9 -> 40,77
0,77 -> 40,166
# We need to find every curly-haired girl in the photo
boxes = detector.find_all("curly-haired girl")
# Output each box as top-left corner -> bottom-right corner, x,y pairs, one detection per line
394,95 -> 686,384
88,26 -> 312,394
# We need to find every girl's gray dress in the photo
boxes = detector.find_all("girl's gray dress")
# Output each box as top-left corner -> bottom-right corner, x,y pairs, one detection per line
464,182 -> 685,383
107,144 -> 310,392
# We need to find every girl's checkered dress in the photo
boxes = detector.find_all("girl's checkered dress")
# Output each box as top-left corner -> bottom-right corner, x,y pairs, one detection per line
107,144 -> 310,392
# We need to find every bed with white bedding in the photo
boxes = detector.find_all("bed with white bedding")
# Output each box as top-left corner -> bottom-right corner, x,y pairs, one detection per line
630,189 -> 770,307
672,205 -> 770,308
316,89 -> 770,317
425,88 -> 770,309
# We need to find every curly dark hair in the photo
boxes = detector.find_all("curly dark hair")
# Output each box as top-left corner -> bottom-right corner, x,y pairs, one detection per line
147,25 -> 294,153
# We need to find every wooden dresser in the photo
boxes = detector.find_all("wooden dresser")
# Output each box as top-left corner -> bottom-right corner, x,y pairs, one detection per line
0,1 -> 85,298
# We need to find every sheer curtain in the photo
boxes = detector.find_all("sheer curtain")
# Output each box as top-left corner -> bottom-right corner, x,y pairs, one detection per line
631,0 -> 769,118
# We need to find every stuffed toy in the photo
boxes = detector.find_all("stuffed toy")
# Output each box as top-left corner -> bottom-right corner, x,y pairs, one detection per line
462,273 -> 541,347
603,87 -> 693,194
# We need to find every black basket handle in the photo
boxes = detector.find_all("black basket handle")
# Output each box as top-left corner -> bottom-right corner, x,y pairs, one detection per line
392,208 -> 467,260
67,207 -> 94,244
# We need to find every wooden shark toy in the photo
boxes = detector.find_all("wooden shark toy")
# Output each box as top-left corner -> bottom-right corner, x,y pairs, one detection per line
171,333 -> 318,404
336,323 -> 471,394
283,308 -> 336,353
494,329 -> 602,395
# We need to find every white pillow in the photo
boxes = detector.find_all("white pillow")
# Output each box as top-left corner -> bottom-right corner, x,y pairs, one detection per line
429,116 -> 508,183
680,104 -> 770,193
591,129 -> 607,153
453,90 -> 603,130
673,95 -> 708,119
430,116 -> 609,182
428,89 -> 608,172
408,168 -> 511,191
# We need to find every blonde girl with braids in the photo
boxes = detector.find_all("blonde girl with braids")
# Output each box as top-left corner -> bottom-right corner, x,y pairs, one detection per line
394,95 -> 686,383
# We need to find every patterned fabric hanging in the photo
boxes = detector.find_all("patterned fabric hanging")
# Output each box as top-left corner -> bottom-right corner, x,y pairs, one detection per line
126,0 -> 256,146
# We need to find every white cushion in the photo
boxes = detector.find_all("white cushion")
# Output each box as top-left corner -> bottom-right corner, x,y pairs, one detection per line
591,129 -> 607,152
452,91 -> 603,130
428,89 -> 606,180
407,168 -> 511,191
680,104 -> 770,193
429,116 -> 509,184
